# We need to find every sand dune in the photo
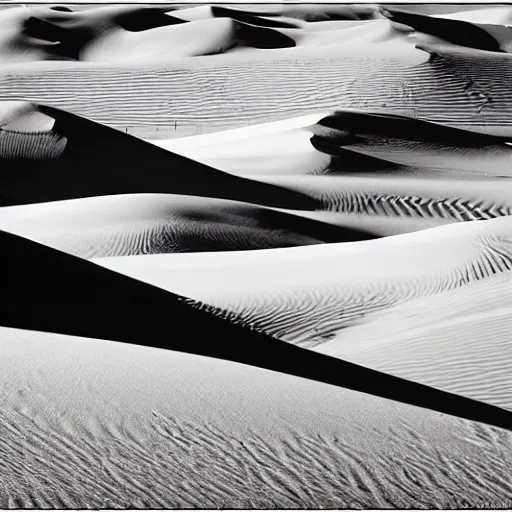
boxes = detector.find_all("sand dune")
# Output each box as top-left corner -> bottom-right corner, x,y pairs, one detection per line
3,228 -> 512,432
161,5 -> 382,24
2,6 -> 512,137
312,110 -> 512,176
0,193 -> 376,258
0,4 -> 383,64
95,217 -> 512,349
257,174 -> 512,236
432,6 -> 512,26
0,102 -> 319,210
316,271 -> 512,411
2,4 -> 512,506
154,110 -> 512,177
3,326 -> 511,508
381,7 -> 512,53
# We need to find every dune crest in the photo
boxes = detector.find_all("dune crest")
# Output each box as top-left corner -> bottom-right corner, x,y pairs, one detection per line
3,229 -> 512,432
0,193 -> 377,257
1,324 -> 511,508
95,217 -> 512,348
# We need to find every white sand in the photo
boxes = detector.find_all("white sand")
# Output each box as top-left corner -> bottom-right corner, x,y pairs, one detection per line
0,193 -> 330,257
1,326 -> 511,508
2,4 -> 512,507
2,7 -> 512,138
316,270 -> 512,411
94,217 -> 512,346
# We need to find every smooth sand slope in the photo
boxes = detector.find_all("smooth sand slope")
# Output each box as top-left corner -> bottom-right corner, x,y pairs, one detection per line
152,110 -> 512,235
0,4 -> 382,64
316,270 -> 512,411
2,6 -> 512,137
94,217 -> 512,410
154,110 -> 512,177
0,102 -> 320,211
1,326 -> 512,508
0,193 -> 376,258
95,216 -> 512,349
381,7 -> 512,53
2,229 -> 512,433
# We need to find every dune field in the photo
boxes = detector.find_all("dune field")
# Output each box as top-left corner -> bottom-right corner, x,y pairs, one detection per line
1,2 -> 512,509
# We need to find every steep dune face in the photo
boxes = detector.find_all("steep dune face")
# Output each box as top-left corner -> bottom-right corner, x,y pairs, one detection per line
2,326 -> 512,508
381,7 -> 512,53
156,110 -> 512,177
95,217 -> 512,348
0,193 -> 376,257
0,102 -> 319,211
312,110 -> 512,176
153,111 -> 512,236
257,174 -> 512,236
2,4 -> 512,507
4,229 -> 512,432
316,270 -> 512,410
2,6 -> 512,137
0,4 -> 380,64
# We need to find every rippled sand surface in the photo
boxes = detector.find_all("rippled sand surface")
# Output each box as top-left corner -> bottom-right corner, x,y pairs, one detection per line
2,2 -> 512,509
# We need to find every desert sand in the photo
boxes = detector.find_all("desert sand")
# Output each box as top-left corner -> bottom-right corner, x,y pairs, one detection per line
2,325 -> 512,508
0,193 -> 375,257
1,4 -> 512,138
94,216 -> 512,345
2,3 -> 512,509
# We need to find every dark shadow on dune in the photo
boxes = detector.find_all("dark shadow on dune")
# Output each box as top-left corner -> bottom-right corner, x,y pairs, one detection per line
311,136 -> 407,173
0,103 -> 320,211
211,7 -> 301,29
247,207 -> 379,243
115,8 -> 189,31
50,6 -> 73,13
2,230 -> 512,433
209,5 -> 380,22
22,16 -> 92,60
317,110 -> 511,147
19,7 -> 192,61
381,7 -> 511,53
233,20 -> 296,49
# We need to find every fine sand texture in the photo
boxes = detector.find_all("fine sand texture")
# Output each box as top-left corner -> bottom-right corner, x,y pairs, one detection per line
6,228 -> 512,434
315,270 -> 512,411
2,5 -> 512,137
1,326 -> 512,508
0,193 -> 376,257
3,3 -> 512,508
95,217 -> 512,348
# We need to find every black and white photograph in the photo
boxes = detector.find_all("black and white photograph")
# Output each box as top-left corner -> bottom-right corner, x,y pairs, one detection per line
1,0 -> 512,508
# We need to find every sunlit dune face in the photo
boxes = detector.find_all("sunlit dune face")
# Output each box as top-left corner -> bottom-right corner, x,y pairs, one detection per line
0,104 -> 65,159
1,108 -> 55,133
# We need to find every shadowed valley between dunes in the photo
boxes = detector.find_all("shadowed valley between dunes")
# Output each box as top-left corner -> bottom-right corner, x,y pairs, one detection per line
2,229 -> 512,432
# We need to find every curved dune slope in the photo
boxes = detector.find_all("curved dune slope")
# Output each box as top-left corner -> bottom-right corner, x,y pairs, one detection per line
155,109 -> 512,177
256,174 -> 512,236
149,111 -> 512,236
313,110 -> 512,176
154,111 -> 512,235
95,217 -> 512,350
381,7 -> 512,53
2,326 -> 511,508
79,18 -> 299,63
434,6 -> 512,25
4,8 -> 512,136
316,271 -> 512,411
0,194 -> 376,258
0,5 -> 382,64
0,102 -> 318,211
169,5 -> 381,24
0,5 -> 187,62
2,229 -> 512,432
